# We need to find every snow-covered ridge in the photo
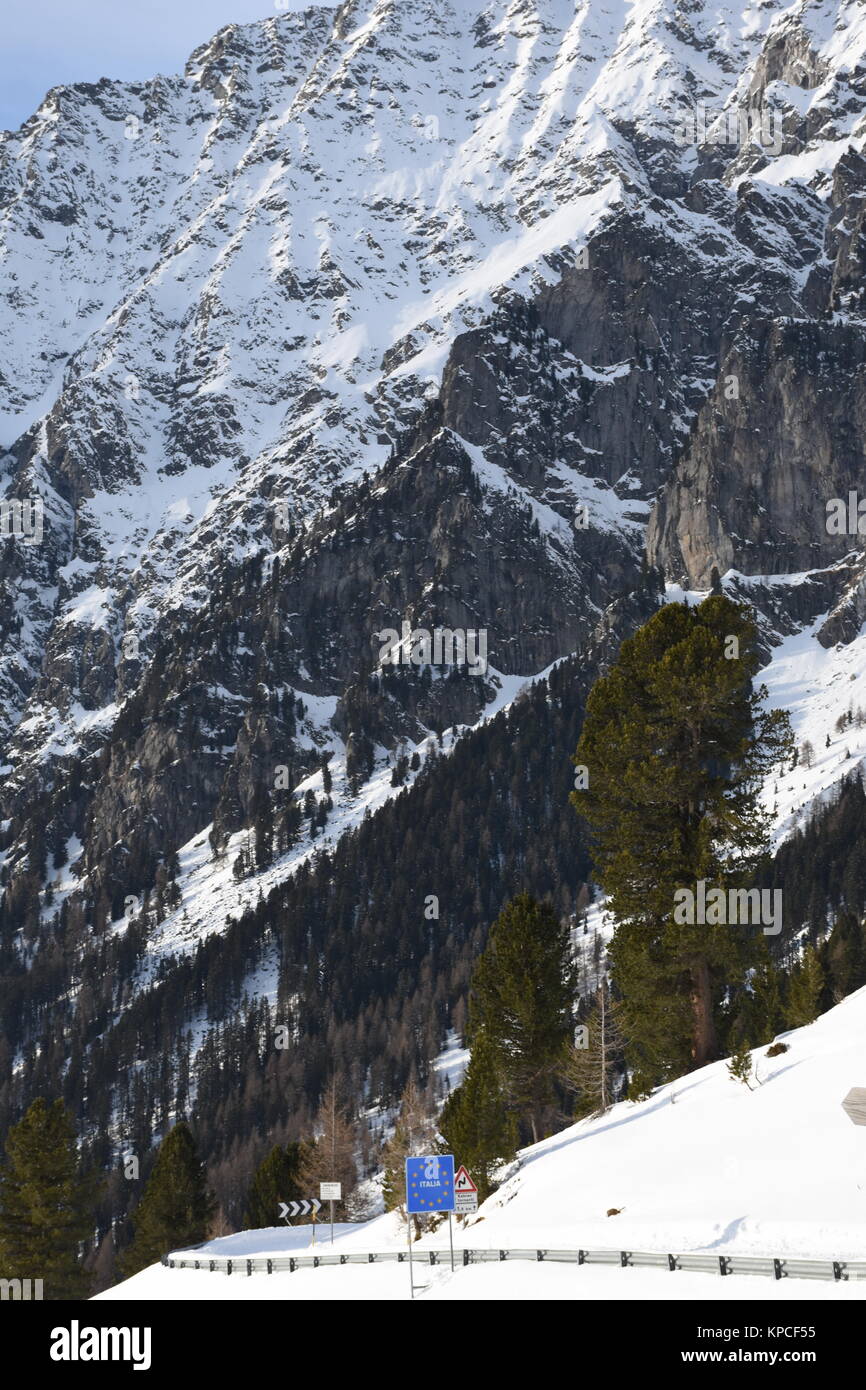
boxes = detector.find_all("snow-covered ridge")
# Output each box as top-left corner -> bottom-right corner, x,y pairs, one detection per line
1,0 -> 862,757
2,0 -> 866,1018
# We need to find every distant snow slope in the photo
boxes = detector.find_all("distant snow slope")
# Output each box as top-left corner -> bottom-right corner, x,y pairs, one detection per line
100,981 -> 866,1300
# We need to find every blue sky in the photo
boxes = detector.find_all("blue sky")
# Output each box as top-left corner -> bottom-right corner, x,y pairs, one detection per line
1,0 -> 313,132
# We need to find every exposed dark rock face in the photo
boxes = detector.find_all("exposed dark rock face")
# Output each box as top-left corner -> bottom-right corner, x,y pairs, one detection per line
647,320 -> 866,589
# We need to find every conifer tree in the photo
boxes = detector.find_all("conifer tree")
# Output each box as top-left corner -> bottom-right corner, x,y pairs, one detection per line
438,1034 -> 517,1201
381,1078 -> 438,1220
825,910 -> 866,1003
299,1079 -> 358,1213
786,945 -> 824,1028
244,1142 -> 304,1229
122,1121 -> 215,1274
727,1034 -> 756,1089
572,596 -> 793,1091
749,954 -> 785,1043
468,893 -> 575,1143
0,1097 -> 100,1299
562,985 -> 623,1117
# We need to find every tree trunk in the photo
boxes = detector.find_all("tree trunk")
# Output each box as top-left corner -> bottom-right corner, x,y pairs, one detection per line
689,957 -> 717,1067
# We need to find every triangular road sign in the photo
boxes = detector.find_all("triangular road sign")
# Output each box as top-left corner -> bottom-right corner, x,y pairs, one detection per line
454,1165 -> 477,1194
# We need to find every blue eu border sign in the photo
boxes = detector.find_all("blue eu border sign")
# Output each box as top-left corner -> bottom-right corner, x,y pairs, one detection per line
405,1154 -> 455,1214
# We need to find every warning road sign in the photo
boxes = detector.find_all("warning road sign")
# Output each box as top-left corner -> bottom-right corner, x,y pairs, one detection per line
455,1165 -> 477,1193
454,1164 -> 478,1213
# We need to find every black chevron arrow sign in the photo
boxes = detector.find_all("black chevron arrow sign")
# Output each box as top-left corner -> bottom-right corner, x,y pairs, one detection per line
278,1199 -> 322,1221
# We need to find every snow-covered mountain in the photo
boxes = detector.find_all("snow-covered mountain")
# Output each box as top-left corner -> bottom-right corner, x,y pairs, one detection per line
3,0 -> 866,1210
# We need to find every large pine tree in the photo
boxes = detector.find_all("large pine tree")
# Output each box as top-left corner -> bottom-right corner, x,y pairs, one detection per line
468,893 -> 575,1142
122,1121 -> 215,1274
0,1097 -> 100,1299
572,596 -> 792,1091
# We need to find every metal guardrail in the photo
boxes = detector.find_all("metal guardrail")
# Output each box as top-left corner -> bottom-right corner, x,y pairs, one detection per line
162,1246 -> 866,1283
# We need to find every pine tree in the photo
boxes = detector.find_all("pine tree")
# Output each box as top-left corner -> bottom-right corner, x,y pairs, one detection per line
299,1080 -> 358,1215
727,1035 -> 756,1089
381,1078 -> 438,1218
0,1097 -> 100,1299
122,1121 -> 215,1274
825,910 -> 866,1003
562,985 -> 623,1117
572,596 -> 793,1091
786,945 -> 824,1028
749,955 -> 785,1043
438,1034 -> 517,1201
468,893 -> 575,1143
244,1143 -> 304,1229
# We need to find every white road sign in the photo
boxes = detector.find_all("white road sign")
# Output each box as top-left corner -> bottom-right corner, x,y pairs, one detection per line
454,1164 -> 478,1214
320,1182 -> 342,1200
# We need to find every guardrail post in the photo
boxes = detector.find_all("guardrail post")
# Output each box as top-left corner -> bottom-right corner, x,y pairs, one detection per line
226,1259 -> 232,1276
289,1257 -> 296,1273
209,1260 -> 214,1273
719,1256 -> 730,1276
463,1249 -> 470,1266
832,1261 -> 843,1281
340,1255 -> 347,1265
499,1250 -> 507,1261
246,1259 -> 252,1277
369,1253 -> 375,1263
267,1259 -> 273,1275
578,1250 -> 586,1266
773,1259 -> 783,1280
429,1251 -> 437,1265
313,1256 -> 320,1268
620,1251 -> 630,1268
537,1250 -> 545,1262
667,1254 -> 677,1272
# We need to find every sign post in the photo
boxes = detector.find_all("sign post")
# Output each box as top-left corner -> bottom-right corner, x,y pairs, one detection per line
452,1164 -> 478,1266
320,1182 -> 342,1244
405,1155 -> 455,1298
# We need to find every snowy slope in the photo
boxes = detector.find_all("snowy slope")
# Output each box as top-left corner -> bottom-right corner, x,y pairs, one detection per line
100,981 -> 866,1300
